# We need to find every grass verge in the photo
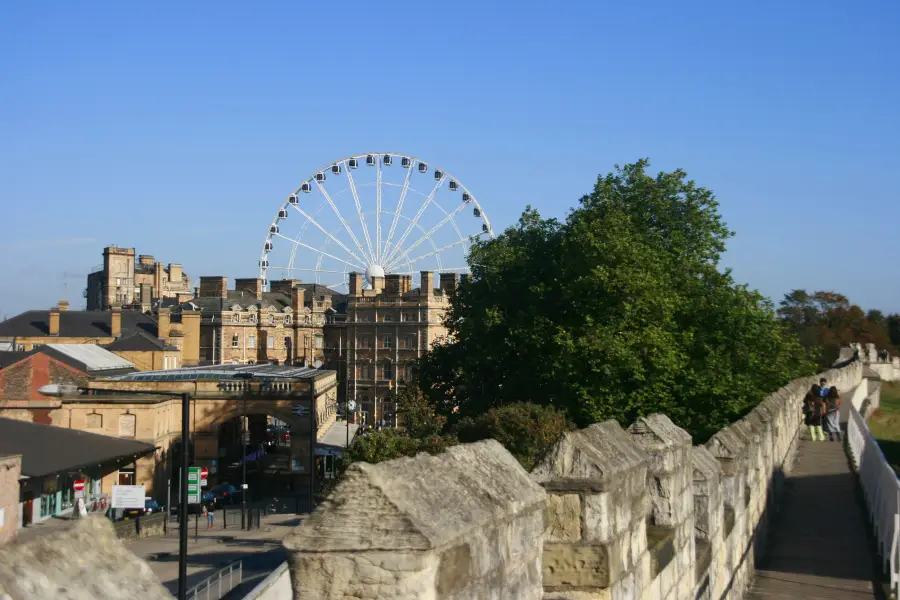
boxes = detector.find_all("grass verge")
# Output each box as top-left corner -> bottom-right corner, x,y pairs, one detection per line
867,382 -> 900,475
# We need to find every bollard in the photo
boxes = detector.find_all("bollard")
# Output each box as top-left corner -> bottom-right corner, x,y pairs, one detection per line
194,511 -> 199,540
223,507 -> 226,529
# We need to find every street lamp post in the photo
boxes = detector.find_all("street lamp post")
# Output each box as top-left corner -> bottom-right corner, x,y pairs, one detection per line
39,384 -> 193,600
241,394 -> 247,530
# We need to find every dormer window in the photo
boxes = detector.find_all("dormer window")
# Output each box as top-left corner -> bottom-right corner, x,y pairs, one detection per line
284,315 -> 292,325
268,314 -> 275,325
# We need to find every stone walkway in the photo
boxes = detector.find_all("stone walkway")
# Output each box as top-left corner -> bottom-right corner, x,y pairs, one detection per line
747,438 -> 881,599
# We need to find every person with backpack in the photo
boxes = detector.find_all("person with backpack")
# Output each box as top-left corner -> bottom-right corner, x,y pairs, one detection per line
822,384 -> 842,441
803,382 -> 826,441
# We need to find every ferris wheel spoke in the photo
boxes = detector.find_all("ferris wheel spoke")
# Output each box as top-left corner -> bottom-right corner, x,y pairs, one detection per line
384,176 -> 446,265
383,164 -> 414,259
314,178 -> 373,265
389,200 -> 469,263
273,233 -> 366,271
390,237 -> 473,268
375,159 -> 383,263
345,167 -> 376,263
289,203 -> 368,267
266,267 -> 348,275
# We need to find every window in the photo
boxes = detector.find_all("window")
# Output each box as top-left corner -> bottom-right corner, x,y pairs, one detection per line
232,335 -> 239,348
285,315 -> 292,325
360,336 -> 371,349
384,312 -> 393,322
268,336 -> 275,349
381,335 -> 393,349
358,364 -> 373,380
402,335 -> 414,350
315,335 -> 324,349
249,313 -> 257,323
248,335 -> 256,349
284,336 -> 292,350
380,361 -> 393,380
304,336 -> 310,348
404,364 -> 414,381
268,314 -> 275,325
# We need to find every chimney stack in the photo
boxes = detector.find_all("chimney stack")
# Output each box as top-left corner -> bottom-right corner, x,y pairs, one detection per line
439,273 -> 458,295
349,272 -> 363,296
48,307 -> 60,336
168,263 -> 183,284
57,300 -> 70,312
372,276 -> 385,295
157,307 -> 170,341
421,271 -> 434,299
110,306 -> 122,338
199,276 -> 228,298
385,274 -> 402,296
291,285 -> 306,317
235,278 -> 263,300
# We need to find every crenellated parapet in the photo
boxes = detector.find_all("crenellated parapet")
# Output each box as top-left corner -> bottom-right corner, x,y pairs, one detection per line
275,359 -> 866,600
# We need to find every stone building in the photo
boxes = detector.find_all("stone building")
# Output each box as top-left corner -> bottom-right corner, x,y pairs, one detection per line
85,246 -> 192,311
184,271 -> 458,428
0,301 -> 200,369
339,270 -> 456,427
187,276 -> 345,368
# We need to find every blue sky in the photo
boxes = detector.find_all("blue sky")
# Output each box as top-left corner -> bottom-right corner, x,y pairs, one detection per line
1,1 -> 898,317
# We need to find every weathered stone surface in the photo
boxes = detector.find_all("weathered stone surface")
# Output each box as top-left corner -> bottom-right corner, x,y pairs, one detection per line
547,493 -> 582,542
543,543 -> 611,588
532,420 -> 650,491
0,516 -> 171,600
284,439 -> 546,600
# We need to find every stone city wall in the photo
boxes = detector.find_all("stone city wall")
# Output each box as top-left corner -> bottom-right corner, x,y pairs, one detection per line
279,359 -> 864,600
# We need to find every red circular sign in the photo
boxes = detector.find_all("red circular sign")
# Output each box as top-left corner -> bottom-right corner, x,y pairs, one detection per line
200,467 -> 208,479
73,479 -> 85,492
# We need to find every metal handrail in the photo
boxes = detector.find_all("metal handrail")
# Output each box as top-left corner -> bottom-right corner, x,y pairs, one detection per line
846,401 -> 899,596
188,560 -> 242,600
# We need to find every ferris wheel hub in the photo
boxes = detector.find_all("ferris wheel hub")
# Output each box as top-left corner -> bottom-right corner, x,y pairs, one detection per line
365,264 -> 386,284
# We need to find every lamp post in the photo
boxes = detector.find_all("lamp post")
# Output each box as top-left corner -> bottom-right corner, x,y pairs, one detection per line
39,384 -> 193,600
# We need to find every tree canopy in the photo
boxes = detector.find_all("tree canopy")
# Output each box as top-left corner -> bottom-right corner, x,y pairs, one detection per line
777,289 -> 897,369
418,160 -> 813,440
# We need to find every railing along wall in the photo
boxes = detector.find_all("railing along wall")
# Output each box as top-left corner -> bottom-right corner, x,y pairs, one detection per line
846,381 -> 899,596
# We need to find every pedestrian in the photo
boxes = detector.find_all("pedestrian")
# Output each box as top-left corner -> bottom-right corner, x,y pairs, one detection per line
207,504 -> 215,529
823,385 -> 842,441
803,382 -> 826,441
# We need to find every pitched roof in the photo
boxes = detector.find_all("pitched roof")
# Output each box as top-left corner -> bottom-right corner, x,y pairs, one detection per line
104,332 -> 166,352
0,418 -> 156,478
41,344 -> 135,374
0,310 -> 158,339
0,351 -> 31,369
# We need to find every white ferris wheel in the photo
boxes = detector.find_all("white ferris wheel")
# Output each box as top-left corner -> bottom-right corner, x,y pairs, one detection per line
259,152 -> 494,292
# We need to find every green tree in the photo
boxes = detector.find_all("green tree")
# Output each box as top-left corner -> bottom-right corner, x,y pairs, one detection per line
419,160 -> 813,440
454,403 -> 573,470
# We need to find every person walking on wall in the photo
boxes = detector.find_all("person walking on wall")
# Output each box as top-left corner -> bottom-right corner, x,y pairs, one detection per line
803,383 -> 826,441
823,384 -> 842,441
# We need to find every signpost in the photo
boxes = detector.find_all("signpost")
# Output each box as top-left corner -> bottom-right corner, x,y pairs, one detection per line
187,468 -> 201,504
73,479 -> 85,500
199,467 -> 208,488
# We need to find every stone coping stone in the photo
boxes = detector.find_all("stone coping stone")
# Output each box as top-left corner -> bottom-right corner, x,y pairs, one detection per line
0,516 -> 171,600
284,439 -> 546,553
628,413 -> 691,451
532,420 -> 650,492
692,446 -> 721,481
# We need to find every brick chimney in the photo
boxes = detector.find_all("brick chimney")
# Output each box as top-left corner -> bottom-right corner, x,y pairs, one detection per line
235,278 -> 263,300
199,277 -> 228,298
110,306 -> 122,338
420,271 -> 434,299
349,272 -> 363,296
168,263 -> 182,284
439,273 -> 458,295
372,276 -> 385,295
48,307 -> 60,336
291,286 -> 306,316
57,300 -> 70,312
270,279 -> 298,296
385,274 -> 402,296
157,307 -> 170,341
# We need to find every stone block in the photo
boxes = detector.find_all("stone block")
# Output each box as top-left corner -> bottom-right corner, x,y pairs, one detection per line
0,516 -> 171,600
543,542 -> 612,588
533,420 -> 650,492
547,493 -> 582,542
284,440 -> 546,599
